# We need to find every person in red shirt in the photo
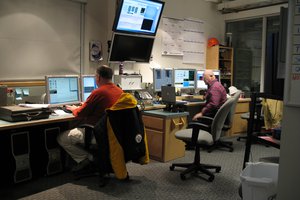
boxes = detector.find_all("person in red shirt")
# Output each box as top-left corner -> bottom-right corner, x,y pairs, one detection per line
57,65 -> 123,172
193,69 -> 227,120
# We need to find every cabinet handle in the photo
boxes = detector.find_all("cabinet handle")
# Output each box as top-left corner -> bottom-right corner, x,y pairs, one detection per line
172,117 -> 185,127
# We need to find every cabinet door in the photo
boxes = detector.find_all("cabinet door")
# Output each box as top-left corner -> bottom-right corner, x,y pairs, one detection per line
142,115 -> 164,161
144,128 -> 164,161
163,117 -> 186,162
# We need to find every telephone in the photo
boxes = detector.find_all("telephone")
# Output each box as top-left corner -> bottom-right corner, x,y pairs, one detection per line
134,90 -> 153,100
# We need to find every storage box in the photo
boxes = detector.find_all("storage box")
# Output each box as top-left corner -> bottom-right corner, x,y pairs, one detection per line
240,162 -> 279,200
0,105 -> 51,122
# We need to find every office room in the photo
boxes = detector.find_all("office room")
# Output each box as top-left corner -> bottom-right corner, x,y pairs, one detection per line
0,0 -> 299,199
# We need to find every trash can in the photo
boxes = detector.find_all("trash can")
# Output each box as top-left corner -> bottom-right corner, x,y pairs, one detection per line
240,162 -> 279,200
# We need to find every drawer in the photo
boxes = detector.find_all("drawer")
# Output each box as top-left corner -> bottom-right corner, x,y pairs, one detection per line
142,115 -> 164,131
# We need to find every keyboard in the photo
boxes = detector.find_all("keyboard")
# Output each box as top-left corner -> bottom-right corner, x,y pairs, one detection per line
61,106 -> 72,113
183,99 -> 205,102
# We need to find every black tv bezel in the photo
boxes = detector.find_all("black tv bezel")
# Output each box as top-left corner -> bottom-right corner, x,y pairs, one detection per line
112,0 -> 165,36
108,32 -> 155,63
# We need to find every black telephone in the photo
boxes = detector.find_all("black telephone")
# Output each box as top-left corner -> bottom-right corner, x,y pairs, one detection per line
134,91 -> 153,100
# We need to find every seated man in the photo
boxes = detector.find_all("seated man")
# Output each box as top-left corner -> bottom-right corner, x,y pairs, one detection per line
193,69 -> 227,120
57,65 -> 123,172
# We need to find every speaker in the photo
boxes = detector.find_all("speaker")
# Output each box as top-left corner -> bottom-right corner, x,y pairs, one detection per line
0,85 -> 7,106
11,132 -> 32,183
44,127 -> 62,175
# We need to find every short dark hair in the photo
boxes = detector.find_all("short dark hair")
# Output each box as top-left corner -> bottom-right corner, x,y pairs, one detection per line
96,65 -> 113,79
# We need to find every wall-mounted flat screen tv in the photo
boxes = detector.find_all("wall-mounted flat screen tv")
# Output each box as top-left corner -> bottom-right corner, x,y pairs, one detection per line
113,0 -> 165,36
108,33 -> 154,63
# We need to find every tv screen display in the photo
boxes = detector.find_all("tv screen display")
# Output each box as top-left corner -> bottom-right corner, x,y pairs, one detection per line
174,69 -> 195,89
153,68 -> 173,92
113,0 -> 165,36
81,75 -> 98,102
108,33 -> 154,63
45,75 -> 81,106
196,70 -> 221,90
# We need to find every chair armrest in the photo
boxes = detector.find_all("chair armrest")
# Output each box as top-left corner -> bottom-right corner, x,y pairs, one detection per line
188,121 -> 211,145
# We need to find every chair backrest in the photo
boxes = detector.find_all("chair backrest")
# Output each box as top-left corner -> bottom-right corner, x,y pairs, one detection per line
211,97 -> 236,141
225,90 -> 242,127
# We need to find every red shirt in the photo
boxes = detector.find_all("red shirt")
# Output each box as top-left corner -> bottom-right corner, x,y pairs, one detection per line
202,79 -> 227,117
73,83 -> 123,126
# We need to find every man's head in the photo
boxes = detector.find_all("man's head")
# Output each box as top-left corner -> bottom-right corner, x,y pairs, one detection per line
203,69 -> 216,85
96,65 -> 113,86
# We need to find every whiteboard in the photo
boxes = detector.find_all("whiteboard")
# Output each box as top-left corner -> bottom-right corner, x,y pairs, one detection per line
0,0 -> 82,81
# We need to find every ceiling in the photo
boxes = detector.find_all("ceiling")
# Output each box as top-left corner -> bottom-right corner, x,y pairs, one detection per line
213,0 -> 288,14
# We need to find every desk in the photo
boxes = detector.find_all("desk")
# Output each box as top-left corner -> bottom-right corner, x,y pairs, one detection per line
0,114 -> 75,131
142,110 -> 189,162
0,114 -> 75,184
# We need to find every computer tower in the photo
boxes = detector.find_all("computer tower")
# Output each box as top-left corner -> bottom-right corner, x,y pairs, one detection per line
44,127 -> 62,175
11,131 -> 32,183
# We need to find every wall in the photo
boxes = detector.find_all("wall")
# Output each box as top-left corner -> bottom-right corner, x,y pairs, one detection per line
83,0 -> 109,74
85,0 -> 224,83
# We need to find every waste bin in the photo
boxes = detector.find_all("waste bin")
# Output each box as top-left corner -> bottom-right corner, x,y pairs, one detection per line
240,162 -> 279,200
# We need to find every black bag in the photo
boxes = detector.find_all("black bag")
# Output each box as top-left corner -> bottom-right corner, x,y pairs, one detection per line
0,105 -> 52,122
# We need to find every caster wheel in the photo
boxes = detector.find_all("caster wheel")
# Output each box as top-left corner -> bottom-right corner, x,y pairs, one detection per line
170,166 -> 175,171
180,174 -> 186,180
229,149 -> 234,152
208,176 -> 214,182
216,167 -> 221,173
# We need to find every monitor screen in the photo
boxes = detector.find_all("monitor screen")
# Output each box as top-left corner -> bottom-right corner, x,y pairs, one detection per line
161,86 -> 176,104
81,75 -> 98,102
108,33 -> 154,63
153,68 -> 173,92
196,70 -> 221,90
174,69 -> 195,89
113,0 -> 165,36
45,75 -> 81,106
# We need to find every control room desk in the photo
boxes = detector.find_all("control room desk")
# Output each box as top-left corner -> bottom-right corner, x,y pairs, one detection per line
142,110 -> 189,162
0,114 -> 75,184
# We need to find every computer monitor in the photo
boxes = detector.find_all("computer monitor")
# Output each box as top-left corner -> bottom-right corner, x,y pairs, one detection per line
112,0 -> 165,36
196,69 -> 221,90
45,75 -> 81,106
153,68 -> 173,92
81,75 -> 98,102
173,69 -> 195,89
108,33 -> 154,63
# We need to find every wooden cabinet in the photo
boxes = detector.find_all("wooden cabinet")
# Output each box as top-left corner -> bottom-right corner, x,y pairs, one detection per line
142,110 -> 188,162
227,98 -> 250,136
206,45 -> 233,87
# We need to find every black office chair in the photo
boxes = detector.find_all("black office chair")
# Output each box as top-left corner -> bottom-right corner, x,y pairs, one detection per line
170,97 -> 235,182
75,93 -> 149,187
206,90 -> 241,152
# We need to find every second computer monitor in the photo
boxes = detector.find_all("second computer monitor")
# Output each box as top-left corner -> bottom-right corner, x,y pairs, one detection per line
174,69 -> 195,89
196,69 -> 221,90
45,75 -> 81,106
153,68 -> 173,92
81,75 -> 97,101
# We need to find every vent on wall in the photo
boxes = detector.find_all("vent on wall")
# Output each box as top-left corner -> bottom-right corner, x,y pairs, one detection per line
216,0 -> 288,14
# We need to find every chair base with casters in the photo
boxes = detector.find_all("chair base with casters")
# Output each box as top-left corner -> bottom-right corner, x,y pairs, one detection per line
206,139 -> 233,153
170,97 -> 235,182
170,145 -> 221,182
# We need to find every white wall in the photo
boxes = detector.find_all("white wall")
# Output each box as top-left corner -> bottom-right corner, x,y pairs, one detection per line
84,0 -> 224,82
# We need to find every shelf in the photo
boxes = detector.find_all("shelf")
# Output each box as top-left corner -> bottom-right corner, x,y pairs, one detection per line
206,45 -> 233,86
